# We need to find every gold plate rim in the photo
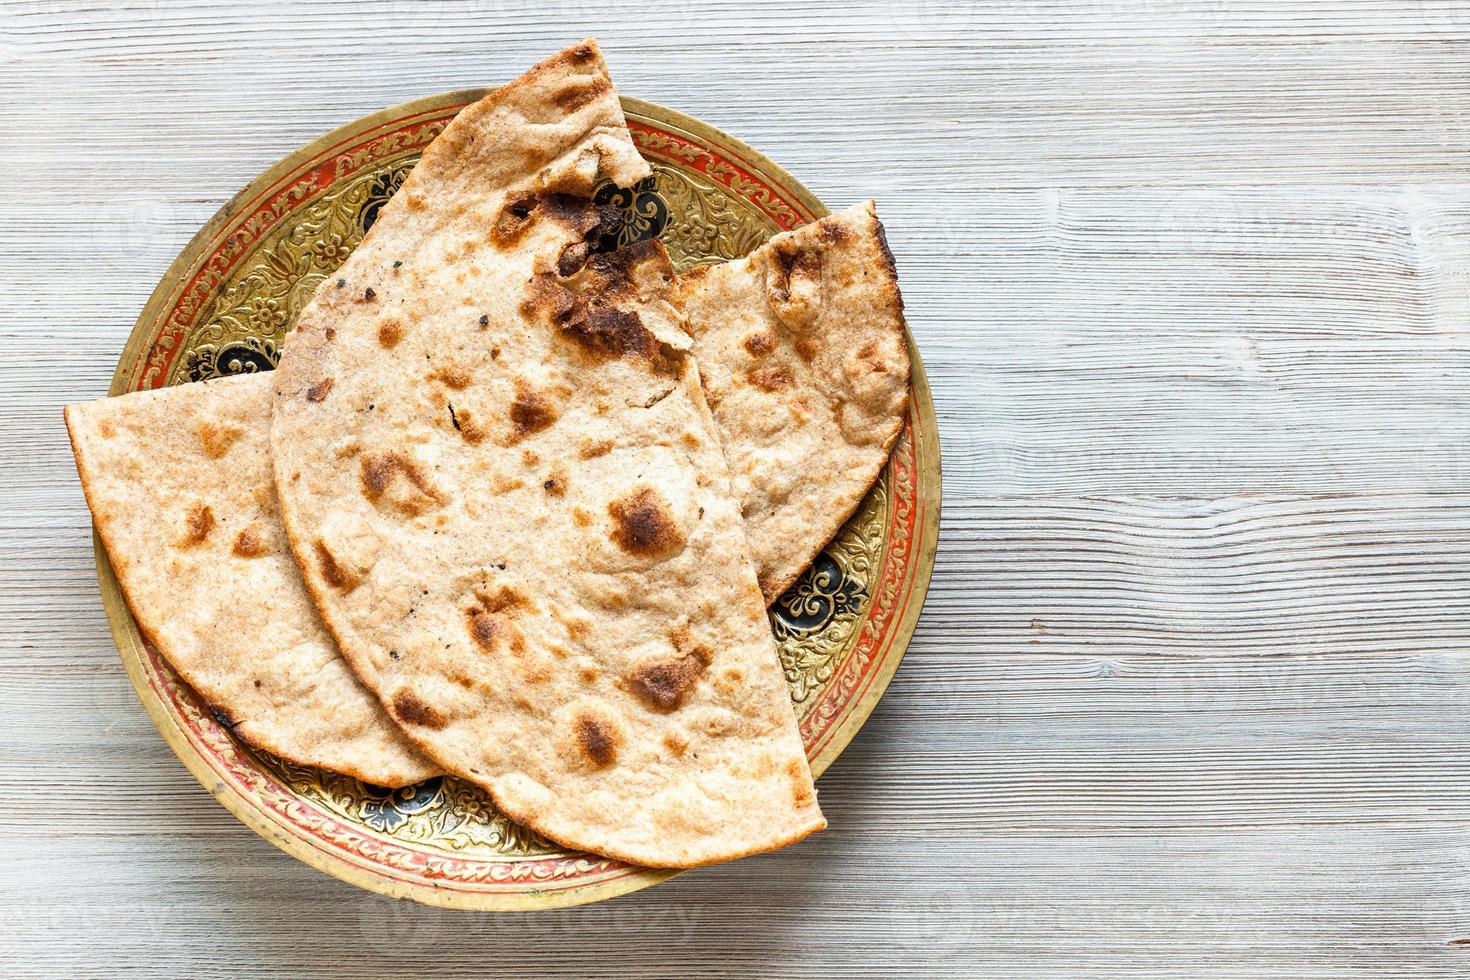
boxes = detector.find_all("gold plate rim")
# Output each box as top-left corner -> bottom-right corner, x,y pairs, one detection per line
93,90 -> 941,910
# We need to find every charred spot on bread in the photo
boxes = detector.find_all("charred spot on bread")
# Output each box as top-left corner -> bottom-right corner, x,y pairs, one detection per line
608,487 -> 685,557
557,240 -> 591,277
508,381 -> 558,441
467,610 -> 525,654
625,650 -> 709,712
522,241 -> 670,362
392,691 -> 447,729
519,267 -> 579,324
539,194 -> 617,239
492,192 -> 613,251
305,378 -> 334,402
573,711 -> 621,768
490,192 -> 539,248
557,305 -> 653,360
767,239 -> 814,303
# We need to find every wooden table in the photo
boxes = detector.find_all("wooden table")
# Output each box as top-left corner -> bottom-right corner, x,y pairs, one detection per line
6,2 -> 1470,976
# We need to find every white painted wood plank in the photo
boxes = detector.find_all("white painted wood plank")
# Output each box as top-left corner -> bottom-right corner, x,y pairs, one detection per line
3,829 -> 1468,979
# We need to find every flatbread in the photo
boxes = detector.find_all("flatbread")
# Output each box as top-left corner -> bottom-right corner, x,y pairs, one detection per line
270,41 -> 824,868
672,201 -> 911,604
65,373 -> 438,787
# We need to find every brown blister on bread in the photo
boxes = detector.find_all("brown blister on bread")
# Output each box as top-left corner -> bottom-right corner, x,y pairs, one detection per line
624,650 -> 710,712
197,421 -> 243,459
231,525 -> 270,558
743,330 -> 776,357
508,380 -> 558,442
313,538 -> 360,591
452,407 -> 487,445
662,729 -> 689,757
856,340 -> 888,374
490,193 -> 539,248
430,366 -> 473,390
764,239 -> 822,329
579,437 -> 613,459
393,690 -> 448,729
608,487 -> 685,557
377,317 -> 404,348
712,664 -> 747,697
786,758 -> 815,808
748,365 -> 793,392
467,610 -> 526,655
554,75 -> 611,112
359,451 -> 445,517
572,708 -> 623,768
466,584 -> 530,655
820,219 -> 853,245
305,378 -> 335,402
179,503 -> 214,547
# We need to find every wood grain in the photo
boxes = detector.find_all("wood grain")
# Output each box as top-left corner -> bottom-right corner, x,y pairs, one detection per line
5,1 -> 1470,976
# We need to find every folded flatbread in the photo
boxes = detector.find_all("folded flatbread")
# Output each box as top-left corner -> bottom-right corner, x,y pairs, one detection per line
65,373 -> 438,787
672,201 -> 910,603
270,40 -> 824,867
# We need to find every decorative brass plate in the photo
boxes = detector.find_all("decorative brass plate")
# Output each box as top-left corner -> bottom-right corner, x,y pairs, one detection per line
96,93 -> 941,909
